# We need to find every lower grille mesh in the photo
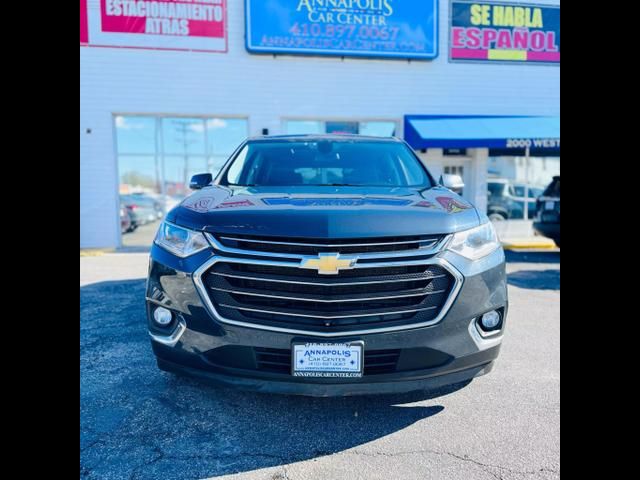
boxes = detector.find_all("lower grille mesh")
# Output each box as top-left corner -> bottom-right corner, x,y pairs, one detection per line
254,347 -> 401,376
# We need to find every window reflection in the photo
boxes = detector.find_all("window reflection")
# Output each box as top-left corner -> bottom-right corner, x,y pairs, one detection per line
207,118 -> 248,156
487,156 -> 560,222
285,120 -> 397,137
162,118 -> 206,156
114,116 -> 156,154
360,121 -> 396,137
115,115 -> 248,233
118,155 -> 159,193
163,156 -> 208,195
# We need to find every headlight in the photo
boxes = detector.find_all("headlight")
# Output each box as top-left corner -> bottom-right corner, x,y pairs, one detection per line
154,222 -> 209,258
447,222 -> 500,260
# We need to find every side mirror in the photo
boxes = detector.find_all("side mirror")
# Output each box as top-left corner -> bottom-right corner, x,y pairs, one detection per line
440,174 -> 465,194
189,173 -> 213,190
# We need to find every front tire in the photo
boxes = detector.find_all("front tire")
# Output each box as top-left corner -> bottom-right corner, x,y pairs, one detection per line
488,212 -> 507,222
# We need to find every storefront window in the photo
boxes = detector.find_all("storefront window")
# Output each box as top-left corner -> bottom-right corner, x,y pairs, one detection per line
285,120 -> 397,136
163,155 -> 208,196
207,118 -> 248,173
115,115 -> 248,247
118,155 -> 159,192
486,155 -> 560,228
114,116 -> 156,154
360,121 -> 396,137
325,121 -> 359,134
162,118 -> 207,156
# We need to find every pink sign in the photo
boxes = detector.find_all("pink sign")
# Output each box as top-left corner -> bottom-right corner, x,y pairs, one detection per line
82,0 -> 228,52
100,0 -> 225,39
80,0 -> 88,44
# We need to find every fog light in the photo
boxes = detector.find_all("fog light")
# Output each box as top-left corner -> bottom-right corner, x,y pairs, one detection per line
480,310 -> 501,330
153,307 -> 173,326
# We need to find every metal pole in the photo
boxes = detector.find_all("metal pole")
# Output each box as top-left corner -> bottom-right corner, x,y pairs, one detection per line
157,117 -> 166,197
524,146 -> 530,220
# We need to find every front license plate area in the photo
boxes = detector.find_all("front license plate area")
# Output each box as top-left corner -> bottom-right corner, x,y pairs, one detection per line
292,342 -> 364,378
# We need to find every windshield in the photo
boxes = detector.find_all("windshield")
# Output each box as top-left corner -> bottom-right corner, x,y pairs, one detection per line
220,140 -> 433,188
513,186 -> 543,199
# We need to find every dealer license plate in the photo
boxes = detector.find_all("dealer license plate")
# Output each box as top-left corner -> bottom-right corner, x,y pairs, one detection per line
292,342 -> 363,378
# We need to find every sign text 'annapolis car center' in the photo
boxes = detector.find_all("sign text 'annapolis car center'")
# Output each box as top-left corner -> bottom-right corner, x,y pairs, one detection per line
245,0 -> 439,59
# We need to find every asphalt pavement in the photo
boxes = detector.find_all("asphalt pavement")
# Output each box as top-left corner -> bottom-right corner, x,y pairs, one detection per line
80,250 -> 560,480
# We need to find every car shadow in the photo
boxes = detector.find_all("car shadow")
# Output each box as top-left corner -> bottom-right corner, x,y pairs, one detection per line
507,269 -> 560,290
80,279 -> 468,480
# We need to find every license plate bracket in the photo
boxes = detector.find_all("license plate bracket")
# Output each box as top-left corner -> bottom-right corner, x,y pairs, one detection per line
291,342 -> 364,378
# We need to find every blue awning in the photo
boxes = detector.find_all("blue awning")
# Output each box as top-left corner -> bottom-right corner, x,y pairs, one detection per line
404,115 -> 560,151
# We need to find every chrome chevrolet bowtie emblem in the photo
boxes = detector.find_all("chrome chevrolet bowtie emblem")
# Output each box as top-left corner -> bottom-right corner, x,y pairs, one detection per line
300,253 -> 357,275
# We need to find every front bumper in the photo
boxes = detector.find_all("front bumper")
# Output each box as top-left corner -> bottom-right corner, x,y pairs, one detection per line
146,245 -> 507,396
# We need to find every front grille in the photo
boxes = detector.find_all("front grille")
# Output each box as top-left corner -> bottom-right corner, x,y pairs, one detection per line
254,347 -> 401,375
216,234 -> 441,255
199,234 -> 459,334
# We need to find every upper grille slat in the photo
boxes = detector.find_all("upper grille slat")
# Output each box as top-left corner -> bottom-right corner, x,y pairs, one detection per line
196,233 -> 460,335
219,236 -> 439,249
215,234 -> 441,256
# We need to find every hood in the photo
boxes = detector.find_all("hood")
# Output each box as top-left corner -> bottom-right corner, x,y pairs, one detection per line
167,186 -> 481,238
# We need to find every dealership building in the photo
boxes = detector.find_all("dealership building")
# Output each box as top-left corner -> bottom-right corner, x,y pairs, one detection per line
80,0 -> 560,249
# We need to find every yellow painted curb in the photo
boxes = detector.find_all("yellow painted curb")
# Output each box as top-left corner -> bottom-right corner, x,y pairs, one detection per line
501,238 -> 557,250
80,248 -> 115,257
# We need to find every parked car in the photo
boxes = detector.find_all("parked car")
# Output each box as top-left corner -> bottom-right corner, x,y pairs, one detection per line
120,195 -> 157,228
146,135 -> 507,396
120,206 -> 133,233
130,192 -> 164,219
487,179 -> 543,221
533,176 -> 560,247
155,194 -> 184,216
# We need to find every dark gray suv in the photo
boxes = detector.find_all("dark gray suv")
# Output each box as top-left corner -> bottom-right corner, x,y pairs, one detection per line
146,135 -> 508,396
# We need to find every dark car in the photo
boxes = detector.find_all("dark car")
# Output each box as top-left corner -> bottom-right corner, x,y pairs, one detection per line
533,176 -> 560,247
146,135 -> 507,396
120,194 -> 158,228
487,180 -> 543,221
